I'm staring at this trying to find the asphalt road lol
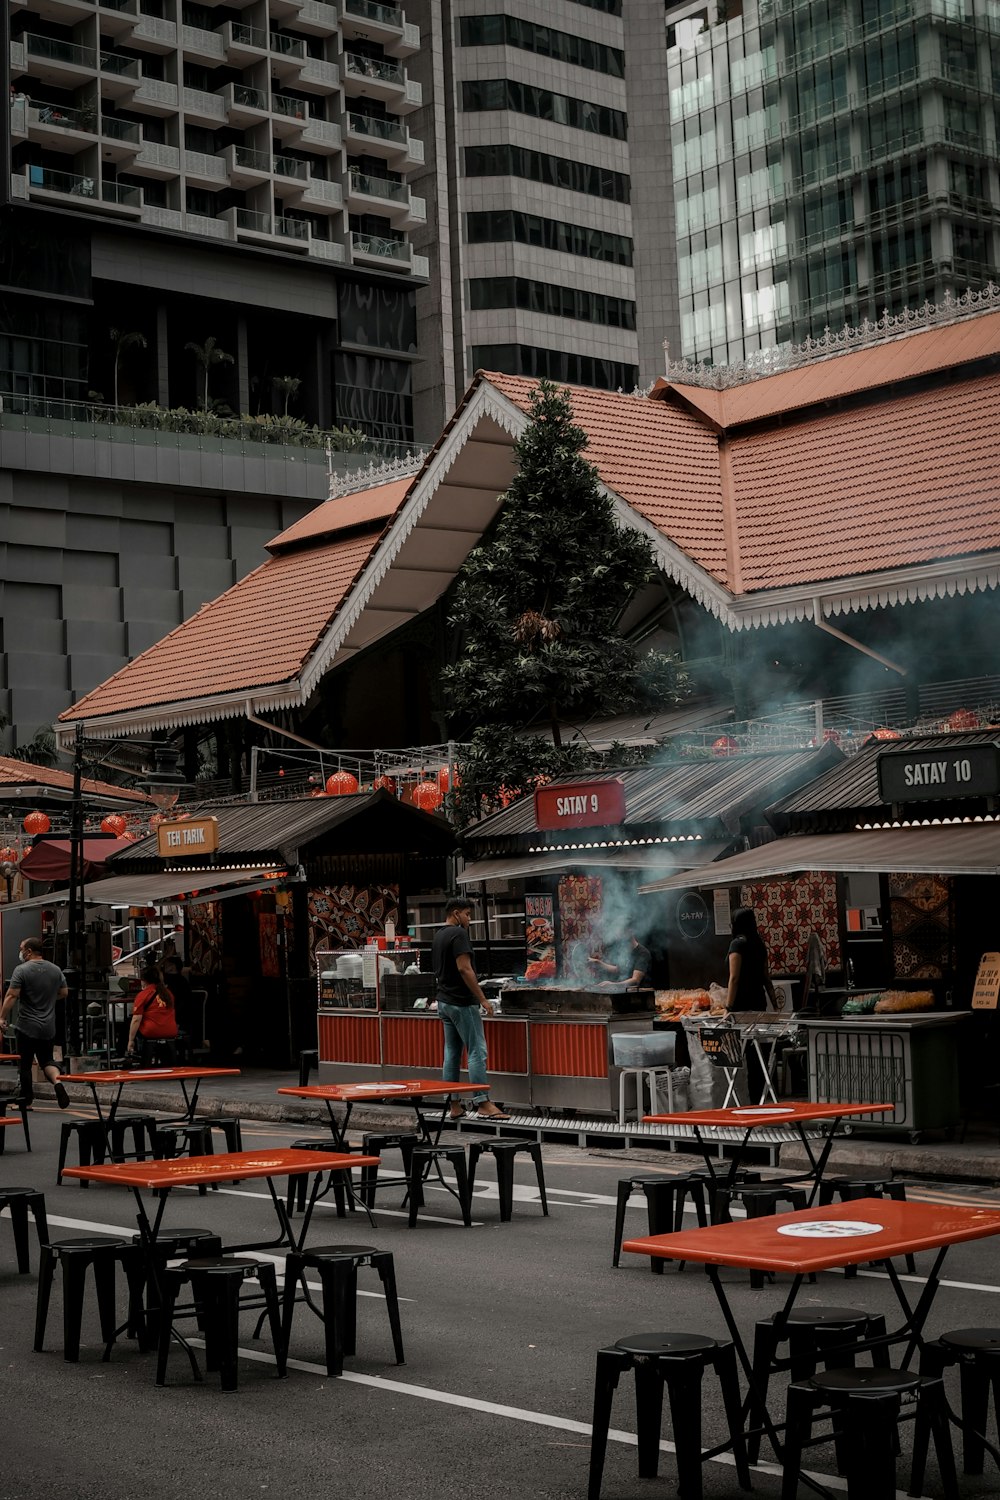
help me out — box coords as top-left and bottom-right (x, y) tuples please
(2, 1104), (1000, 1500)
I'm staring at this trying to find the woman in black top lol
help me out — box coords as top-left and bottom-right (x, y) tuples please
(726, 907), (777, 1013)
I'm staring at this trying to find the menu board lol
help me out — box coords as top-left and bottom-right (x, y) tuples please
(972, 952), (1000, 1010)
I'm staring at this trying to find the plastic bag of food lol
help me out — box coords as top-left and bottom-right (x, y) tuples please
(708, 982), (728, 1014)
(874, 990), (934, 1013)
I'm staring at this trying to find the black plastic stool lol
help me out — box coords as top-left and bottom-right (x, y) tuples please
(298, 1048), (319, 1087)
(34, 1235), (129, 1361)
(0, 1186), (48, 1273)
(714, 1182), (809, 1288)
(156, 1256), (285, 1391)
(56, 1119), (108, 1186)
(748, 1303), (890, 1462)
(467, 1138), (548, 1222)
(589, 1332), (751, 1500)
(0, 1095), (31, 1151)
(918, 1327), (1000, 1475)
(612, 1173), (710, 1274)
(407, 1144), (472, 1227)
(359, 1131), (421, 1208)
(281, 1243), (405, 1376)
(128, 1227), (224, 1344)
(781, 1366), (958, 1500)
(818, 1176), (917, 1275)
(284, 1138), (366, 1220)
(109, 1113), (156, 1163)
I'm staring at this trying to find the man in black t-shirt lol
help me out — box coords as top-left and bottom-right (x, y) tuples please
(588, 929), (651, 989)
(432, 897), (509, 1121)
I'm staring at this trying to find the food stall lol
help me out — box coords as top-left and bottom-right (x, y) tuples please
(639, 730), (1000, 1135)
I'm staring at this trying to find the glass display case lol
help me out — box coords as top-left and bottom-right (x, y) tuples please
(316, 944), (427, 1013)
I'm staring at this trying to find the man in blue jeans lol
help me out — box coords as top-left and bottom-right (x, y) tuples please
(433, 897), (509, 1121)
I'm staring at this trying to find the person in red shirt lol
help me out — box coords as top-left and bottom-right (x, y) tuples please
(126, 964), (179, 1065)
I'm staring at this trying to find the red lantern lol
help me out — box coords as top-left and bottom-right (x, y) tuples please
(412, 780), (443, 812)
(373, 774), (397, 794)
(712, 736), (739, 757)
(872, 727), (901, 741)
(101, 813), (127, 837)
(947, 709), (979, 731)
(149, 813), (165, 829)
(23, 811), (50, 836)
(325, 771), (359, 796)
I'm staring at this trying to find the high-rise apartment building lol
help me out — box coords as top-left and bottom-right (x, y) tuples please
(4, 0), (428, 438)
(659, 0), (1000, 365)
(407, 0), (643, 437)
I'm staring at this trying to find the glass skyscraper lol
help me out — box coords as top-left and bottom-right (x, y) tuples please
(666, 0), (1000, 364)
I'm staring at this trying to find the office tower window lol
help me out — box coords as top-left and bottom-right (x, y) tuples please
(470, 344), (638, 390)
(333, 352), (412, 442)
(462, 81), (627, 140)
(338, 281), (417, 353)
(467, 210), (633, 265)
(459, 16), (625, 77)
(571, 0), (622, 12)
(464, 144), (630, 203)
(468, 277), (636, 330)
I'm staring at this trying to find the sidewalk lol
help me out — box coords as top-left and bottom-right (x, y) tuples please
(15, 1068), (1000, 1185)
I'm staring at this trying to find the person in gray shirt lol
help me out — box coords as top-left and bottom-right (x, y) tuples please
(0, 937), (70, 1107)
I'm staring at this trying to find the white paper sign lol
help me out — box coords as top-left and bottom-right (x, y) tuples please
(714, 889), (732, 935)
(362, 946), (379, 989)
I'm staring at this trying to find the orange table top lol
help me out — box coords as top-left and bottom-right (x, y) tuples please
(622, 1196), (1000, 1275)
(60, 1066), (241, 1086)
(643, 1101), (896, 1129)
(0, 1117), (22, 1127)
(278, 1079), (484, 1102)
(61, 1147), (377, 1190)
(0, 1053), (18, 1062)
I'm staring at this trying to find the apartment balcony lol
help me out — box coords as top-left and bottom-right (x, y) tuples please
(271, 90), (310, 137)
(181, 24), (225, 63)
(269, 29), (307, 79)
(343, 51), (420, 111)
(131, 76), (178, 113)
(28, 0), (97, 25)
(349, 228), (413, 272)
(298, 56), (339, 93)
(341, 0), (419, 59)
(97, 0), (137, 37)
(299, 175), (342, 213)
(9, 97), (27, 139)
(272, 149), (308, 183)
(19, 165), (142, 216)
(295, 0), (338, 35)
(221, 81), (268, 125)
(22, 100), (96, 153)
(224, 142), (273, 187)
(99, 50), (141, 98)
(344, 108), (420, 165)
(15, 33), (97, 87)
(299, 114), (341, 153)
(100, 111), (142, 161)
(183, 85), (227, 125)
(307, 236), (345, 262)
(131, 13), (177, 51)
(183, 148), (227, 187)
(279, 158), (342, 213)
(140, 202), (183, 229)
(346, 167), (421, 225)
(220, 205), (311, 250)
(131, 138), (181, 177)
(221, 19), (268, 65)
(268, 0), (304, 19)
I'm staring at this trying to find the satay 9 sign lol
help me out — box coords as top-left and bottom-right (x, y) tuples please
(534, 778), (626, 831)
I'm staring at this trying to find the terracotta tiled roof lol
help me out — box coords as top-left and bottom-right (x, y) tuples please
(268, 478), (410, 553)
(483, 373), (732, 586)
(0, 757), (151, 802)
(661, 308), (1000, 429)
(728, 371), (1000, 591)
(61, 528), (382, 723)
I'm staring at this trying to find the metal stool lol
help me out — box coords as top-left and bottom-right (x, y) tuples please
(156, 1256), (285, 1391)
(34, 1235), (129, 1362)
(56, 1119), (108, 1187)
(468, 1138), (548, 1222)
(818, 1176), (916, 1275)
(407, 1144), (472, 1227)
(128, 1227), (224, 1344)
(782, 1366), (958, 1500)
(281, 1243), (404, 1376)
(298, 1048), (319, 1087)
(0, 1186), (48, 1273)
(918, 1327), (1000, 1475)
(617, 1065), (674, 1126)
(284, 1138), (370, 1224)
(359, 1131), (421, 1208)
(713, 1181), (810, 1288)
(0, 1095), (31, 1151)
(109, 1113), (156, 1163)
(612, 1172), (710, 1273)
(748, 1304), (890, 1462)
(589, 1332), (751, 1500)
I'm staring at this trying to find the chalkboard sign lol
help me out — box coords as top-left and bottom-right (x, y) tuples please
(972, 952), (1000, 1010)
(877, 743), (1000, 803)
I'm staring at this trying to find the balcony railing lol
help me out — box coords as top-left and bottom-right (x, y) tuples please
(276, 215), (308, 240)
(351, 229), (406, 259)
(344, 52), (402, 84)
(345, 0), (401, 22)
(273, 91), (309, 119)
(233, 144), (271, 171)
(229, 21), (267, 47)
(30, 101), (96, 130)
(102, 113), (140, 141)
(347, 110), (405, 144)
(274, 152), (308, 179)
(235, 207), (309, 239)
(100, 52), (140, 78)
(25, 32), (96, 67)
(103, 179), (141, 205)
(231, 82), (268, 109)
(27, 165), (97, 196)
(349, 168), (407, 203)
(270, 30), (305, 57)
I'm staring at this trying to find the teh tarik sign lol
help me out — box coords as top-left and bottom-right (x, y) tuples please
(157, 815), (219, 858)
(534, 778), (626, 832)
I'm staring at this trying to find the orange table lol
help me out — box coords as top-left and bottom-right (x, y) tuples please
(62, 1146), (379, 1252)
(60, 1065), (241, 1137)
(277, 1079), (486, 1150)
(643, 1100), (895, 1200)
(623, 1197), (1000, 1471)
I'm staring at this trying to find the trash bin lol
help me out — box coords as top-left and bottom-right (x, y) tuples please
(800, 1012), (969, 1140)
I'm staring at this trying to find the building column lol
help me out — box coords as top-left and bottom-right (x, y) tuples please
(236, 315), (249, 416)
(156, 303), (170, 406)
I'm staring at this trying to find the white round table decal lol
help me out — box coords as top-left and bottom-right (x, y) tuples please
(731, 1106), (795, 1116)
(777, 1220), (884, 1238)
(353, 1083), (407, 1091)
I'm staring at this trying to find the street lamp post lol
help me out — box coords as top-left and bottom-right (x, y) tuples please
(64, 722), (87, 1061)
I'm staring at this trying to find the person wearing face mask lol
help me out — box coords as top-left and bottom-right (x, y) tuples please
(0, 937), (70, 1107)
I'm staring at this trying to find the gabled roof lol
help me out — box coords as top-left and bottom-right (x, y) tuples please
(55, 303), (1000, 743)
(0, 756), (152, 806)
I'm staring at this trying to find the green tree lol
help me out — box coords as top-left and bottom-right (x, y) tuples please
(110, 327), (147, 407)
(185, 336), (234, 411)
(272, 373), (301, 415)
(441, 380), (688, 817)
